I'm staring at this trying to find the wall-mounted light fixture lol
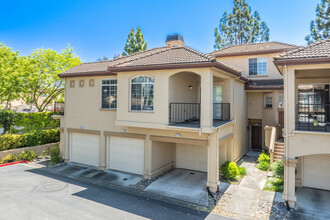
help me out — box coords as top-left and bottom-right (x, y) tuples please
(189, 85), (193, 90)
(80, 125), (84, 129)
(121, 129), (126, 133)
(176, 133), (181, 137)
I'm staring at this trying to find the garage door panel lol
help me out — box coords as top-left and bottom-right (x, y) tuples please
(304, 155), (330, 190)
(108, 137), (144, 175)
(176, 144), (207, 172)
(71, 133), (99, 167)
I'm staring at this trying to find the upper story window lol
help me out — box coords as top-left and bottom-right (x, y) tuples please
(249, 58), (267, 76)
(131, 76), (154, 111)
(264, 96), (273, 108)
(101, 79), (117, 109)
(279, 96), (284, 108)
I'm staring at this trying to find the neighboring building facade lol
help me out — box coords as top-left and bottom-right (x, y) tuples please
(57, 35), (250, 192)
(274, 39), (330, 208)
(210, 42), (298, 150)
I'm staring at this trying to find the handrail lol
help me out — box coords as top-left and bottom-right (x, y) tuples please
(265, 126), (276, 165)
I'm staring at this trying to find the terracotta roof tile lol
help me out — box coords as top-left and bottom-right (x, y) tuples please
(209, 42), (299, 57)
(275, 39), (330, 60)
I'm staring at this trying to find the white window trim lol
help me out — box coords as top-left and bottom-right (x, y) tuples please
(264, 96), (273, 108)
(129, 76), (154, 112)
(249, 57), (268, 76)
(101, 79), (117, 109)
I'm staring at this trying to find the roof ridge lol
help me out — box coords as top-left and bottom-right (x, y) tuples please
(111, 47), (171, 67)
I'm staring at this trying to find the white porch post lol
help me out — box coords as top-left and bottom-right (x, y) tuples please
(201, 70), (213, 132)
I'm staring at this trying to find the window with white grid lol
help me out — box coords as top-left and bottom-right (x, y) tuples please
(101, 79), (117, 109)
(264, 96), (273, 108)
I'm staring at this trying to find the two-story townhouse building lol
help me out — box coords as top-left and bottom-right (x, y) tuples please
(274, 39), (330, 208)
(56, 34), (249, 192)
(209, 42), (298, 150)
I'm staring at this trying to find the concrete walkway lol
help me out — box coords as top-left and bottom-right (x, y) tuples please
(213, 152), (285, 219)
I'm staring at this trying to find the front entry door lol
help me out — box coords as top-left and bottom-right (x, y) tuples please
(278, 110), (284, 139)
(251, 126), (262, 150)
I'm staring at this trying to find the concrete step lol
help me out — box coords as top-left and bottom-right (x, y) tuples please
(275, 142), (285, 146)
(274, 145), (284, 149)
(275, 148), (284, 152)
(274, 155), (283, 160)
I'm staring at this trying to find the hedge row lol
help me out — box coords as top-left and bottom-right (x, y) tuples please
(0, 129), (60, 151)
(0, 110), (59, 134)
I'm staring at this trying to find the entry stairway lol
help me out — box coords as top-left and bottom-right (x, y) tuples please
(274, 139), (284, 160)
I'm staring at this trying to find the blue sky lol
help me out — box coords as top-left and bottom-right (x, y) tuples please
(0, 0), (318, 62)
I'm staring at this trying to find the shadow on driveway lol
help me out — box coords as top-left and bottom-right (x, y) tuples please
(27, 165), (210, 220)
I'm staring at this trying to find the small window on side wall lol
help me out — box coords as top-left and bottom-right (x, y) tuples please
(101, 79), (117, 109)
(264, 96), (273, 108)
(130, 76), (154, 111)
(249, 57), (267, 76)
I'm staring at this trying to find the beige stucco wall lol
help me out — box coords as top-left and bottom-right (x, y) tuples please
(216, 52), (283, 79)
(151, 141), (174, 175)
(282, 63), (330, 207)
(169, 72), (199, 103)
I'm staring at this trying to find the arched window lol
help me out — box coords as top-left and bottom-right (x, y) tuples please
(131, 76), (154, 111)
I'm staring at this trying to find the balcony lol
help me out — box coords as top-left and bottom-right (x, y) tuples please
(169, 103), (230, 128)
(54, 101), (65, 116)
(296, 103), (330, 132)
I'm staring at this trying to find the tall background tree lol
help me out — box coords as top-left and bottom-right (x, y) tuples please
(214, 0), (270, 50)
(305, 0), (330, 44)
(122, 27), (147, 56)
(23, 45), (81, 112)
(0, 43), (26, 108)
(96, 57), (110, 62)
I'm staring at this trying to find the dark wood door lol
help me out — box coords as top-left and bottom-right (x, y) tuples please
(251, 126), (262, 150)
(278, 110), (284, 139)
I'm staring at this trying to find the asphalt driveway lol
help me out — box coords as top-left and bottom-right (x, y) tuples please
(0, 163), (228, 220)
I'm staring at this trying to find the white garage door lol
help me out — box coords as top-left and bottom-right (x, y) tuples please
(71, 133), (99, 167)
(176, 144), (207, 172)
(303, 155), (330, 190)
(108, 137), (144, 175)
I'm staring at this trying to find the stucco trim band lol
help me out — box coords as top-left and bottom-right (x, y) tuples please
(282, 157), (298, 167)
(150, 135), (208, 146)
(67, 128), (101, 135)
(59, 127), (64, 133)
(103, 131), (146, 139)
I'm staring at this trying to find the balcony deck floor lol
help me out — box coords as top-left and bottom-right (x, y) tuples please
(169, 119), (231, 129)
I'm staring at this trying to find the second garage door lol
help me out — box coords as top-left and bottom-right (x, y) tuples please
(108, 137), (144, 175)
(303, 154), (330, 190)
(71, 133), (99, 167)
(176, 144), (207, 172)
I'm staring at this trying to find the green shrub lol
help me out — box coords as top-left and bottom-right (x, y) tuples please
(258, 152), (270, 164)
(50, 145), (62, 164)
(13, 112), (59, 133)
(238, 166), (247, 176)
(0, 134), (23, 151)
(264, 177), (284, 192)
(220, 161), (239, 180)
(0, 110), (17, 134)
(258, 161), (270, 171)
(18, 150), (36, 161)
(0, 153), (18, 164)
(0, 129), (59, 151)
(272, 160), (284, 179)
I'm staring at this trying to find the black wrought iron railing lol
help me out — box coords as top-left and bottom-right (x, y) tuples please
(213, 103), (230, 121)
(296, 103), (330, 132)
(169, 103), (200, 124)
(169, 103), (231, 125)
(54, 101), (65, 116)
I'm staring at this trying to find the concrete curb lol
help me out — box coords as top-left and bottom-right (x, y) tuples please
(38, 165), (210, 212)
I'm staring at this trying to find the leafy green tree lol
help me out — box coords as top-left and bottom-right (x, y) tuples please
(305, 0), (330, 44)
(214, 0), (270, 50)
(122, 28), (147, 56)
(23, 45), (81, 112)
(0, 44), (26, 108)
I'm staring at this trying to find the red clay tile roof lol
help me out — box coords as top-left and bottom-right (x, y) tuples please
(275, 39), (330, 60)
(209, 42), (299, 57)
(59, 46), (247, 81)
